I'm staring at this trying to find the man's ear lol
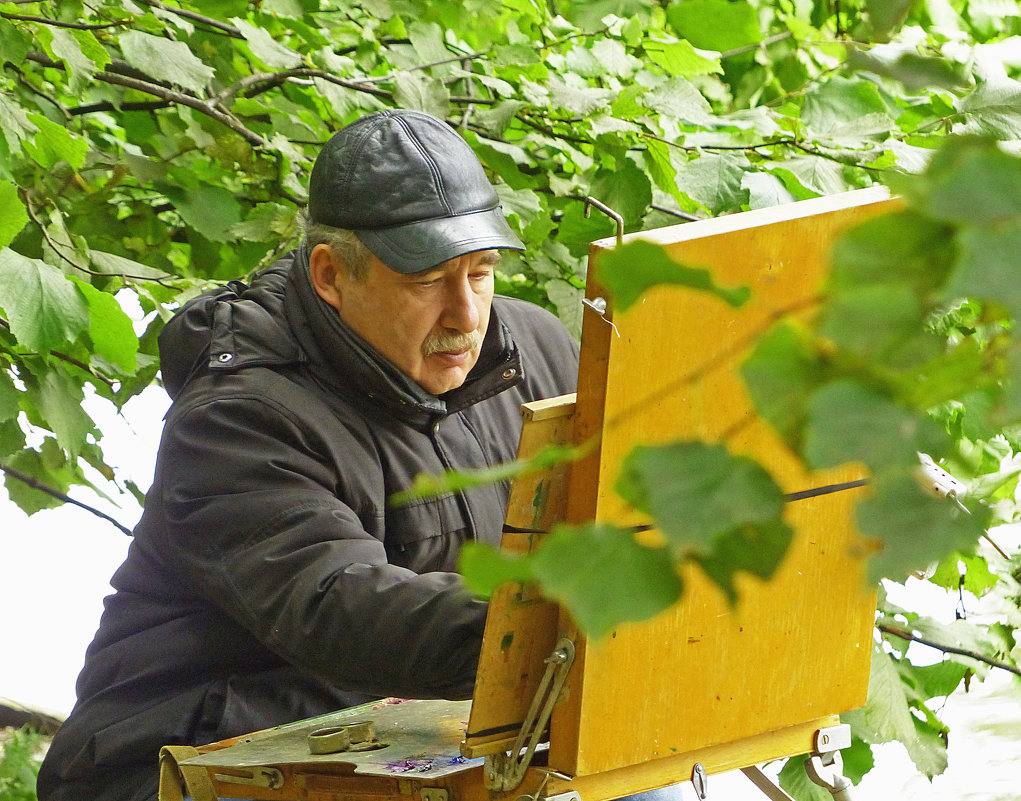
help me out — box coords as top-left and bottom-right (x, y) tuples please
(309, 243), (345, 311)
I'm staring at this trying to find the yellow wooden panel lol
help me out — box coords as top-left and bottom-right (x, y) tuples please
(552, 188), (893, 776)
(462, 396), (575, 757)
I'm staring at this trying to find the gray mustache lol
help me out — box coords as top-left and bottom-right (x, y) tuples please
(422, 329), (484, 357)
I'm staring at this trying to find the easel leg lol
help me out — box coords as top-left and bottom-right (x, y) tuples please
(740, 766), (796, 801)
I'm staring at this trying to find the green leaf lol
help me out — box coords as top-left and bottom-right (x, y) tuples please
(903, 136), (1021, 227)
(801, 76), (896, 141)
(119, 31), (215, 95)
(769, 157), (849, 199)
(645, 40), (722, 78)
(0, 17), (32, 65)
(390, 442), (582, 506)
(828, 210), (956, 297)
(45, 27), (108, 93)
(946, 220), (1021, 322)
(408, 20), (450, 66)
(458, 542), (533, 598)
(615, 440), (788, 555)
(672, 152), (749, 215)
(232, 18), (304, 68)
(741, 322), (825, 449)
(901, 658), (970, 700)
(643, 138), (683, 203)
(695, 519), (794, 604)
(958, 78), (1021, 140)
(3, 439), (72, 515)
(0, 95), (38, 153)
(591, 39), (638, 78)
(0, 368), (19, 421)
(31, 369), (94, 457)
(0, 248), (90, 353)
(166, 185), (243, 243)
(848, 48), (971, 92)
(641, 76), (716, 127)
(0, 418), (27, 458)
(863, 0), (914, 41)
(777, 756), (831, 801)
(23, 113), (89, 170)
(742, 171), (796, 210)
(596, 239), (750, 313)
(847, 645), (918, 746)
(803, 380), (947, 472)
(393, 72), (451, 118)
(547, 74), (614, 116)
(530, 523), (682, 639)
(72, 279), (139, 372)
(0, 182), (28, 249)
(89, 249), (176, 282)
(666, 0), (761, 51)
(818, 283), (937, 368)
(857, 472), (988, 583)
(590, 161), (651, 226)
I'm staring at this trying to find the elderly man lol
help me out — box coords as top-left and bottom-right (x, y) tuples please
(38, 110), (579, 801)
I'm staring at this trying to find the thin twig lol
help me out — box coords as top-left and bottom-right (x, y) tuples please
(0, 462), (134, 537)
(877, 623), (1021, 678)
(22, 195), (176, 286)
(0, 11), (133, 30)
(95, 71), (268, 147)
(138, 0), (243, 38)
(10, 64), (71, 119)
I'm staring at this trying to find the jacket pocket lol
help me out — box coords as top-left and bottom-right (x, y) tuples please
(384, 492), (470, 572)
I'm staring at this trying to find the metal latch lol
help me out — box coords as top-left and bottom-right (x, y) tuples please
(484, 638), (576, 792)
(213, 766), (284, 790)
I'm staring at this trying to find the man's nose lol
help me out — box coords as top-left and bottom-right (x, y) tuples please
(440, 276), (480, 332)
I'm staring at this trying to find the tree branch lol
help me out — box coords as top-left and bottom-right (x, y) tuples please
(215, 67), (393, 105)
(68, 99), (172, 116)
(877, 623), (1021, 678)
(0, 11), (133, 30)
(0, 462), (134, 537)
(138, 0), (243, 38)
(95, 70), (268, 147)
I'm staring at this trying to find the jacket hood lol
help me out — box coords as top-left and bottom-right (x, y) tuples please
(158, 266), (304, 400)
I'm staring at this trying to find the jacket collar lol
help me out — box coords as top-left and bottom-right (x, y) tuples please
(284, 244), (523, 428)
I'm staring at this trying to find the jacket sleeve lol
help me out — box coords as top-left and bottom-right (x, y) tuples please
(151, 379), (487, 701)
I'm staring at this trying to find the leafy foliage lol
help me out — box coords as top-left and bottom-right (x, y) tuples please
(3, 1), (1021, 796)
(0, 727), (46, 801)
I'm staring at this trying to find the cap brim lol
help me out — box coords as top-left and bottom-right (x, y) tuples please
(356, 207), (524, 274)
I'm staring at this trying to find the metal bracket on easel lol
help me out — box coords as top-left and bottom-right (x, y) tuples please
(805, 724), (855, 800)
(584, 196), (624, 247)
(738, 724), (854, 801)
(483, 638), (576, 793)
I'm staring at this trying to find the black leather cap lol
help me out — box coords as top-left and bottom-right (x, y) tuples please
(307, 109), (524, 273)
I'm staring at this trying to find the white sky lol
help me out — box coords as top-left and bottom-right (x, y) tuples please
(1, 386), (169, 716)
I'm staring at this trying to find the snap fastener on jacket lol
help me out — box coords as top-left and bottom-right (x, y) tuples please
(502, 368), (517, 379)
(218, 353), (233, 363)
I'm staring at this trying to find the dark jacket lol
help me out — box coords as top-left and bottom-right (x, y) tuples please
(37, 246), (579, 801)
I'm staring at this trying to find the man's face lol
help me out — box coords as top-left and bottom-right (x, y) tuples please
(325, 248), (498, 395)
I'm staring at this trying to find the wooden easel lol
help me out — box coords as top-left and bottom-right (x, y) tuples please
(162, 187), (895, 801)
